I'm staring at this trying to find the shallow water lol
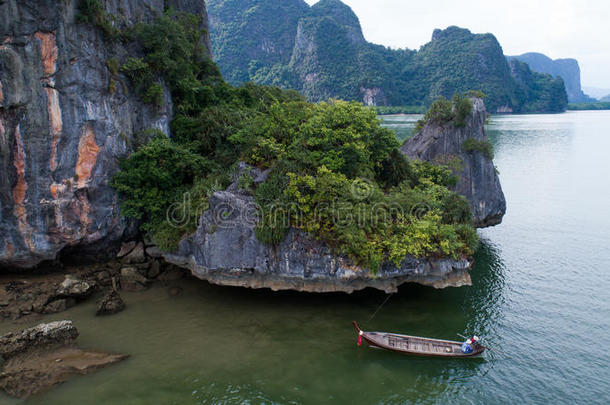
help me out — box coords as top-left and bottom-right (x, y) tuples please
(1, 111), (609, 404)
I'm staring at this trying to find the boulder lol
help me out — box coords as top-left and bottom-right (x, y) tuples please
(55, 275), (93, 298)
(145, 246), (164, 259)
(116, 241), (137, 259)
(147, 260), (162, 279)
(96, 290), (125, 316)
(120, 267), (149, 292)
(121, 242), (146, 264)
(0, 320), (78, 359)
(42, 298), (76, 314)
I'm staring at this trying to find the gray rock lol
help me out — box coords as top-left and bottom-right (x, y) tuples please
(56, 275), (93, 298)
(121, 242), (146, 264)
(120, 267), (149, 292)
(42, 298), (76, 314)
(0, 320), (78, 359)
(147, 260), (161, 278)
(96, 290), (125, 316)
(0, 0), (212, 269)
(145, 246), (164, 259)
(163, 191), (473, 293)
(116, 241), (137, 259)
(401, 98), (506, 227)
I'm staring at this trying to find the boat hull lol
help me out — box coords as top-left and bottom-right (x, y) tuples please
(353, 321), (485, 358)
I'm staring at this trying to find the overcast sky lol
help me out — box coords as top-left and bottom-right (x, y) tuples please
(304, 0), (610, 90)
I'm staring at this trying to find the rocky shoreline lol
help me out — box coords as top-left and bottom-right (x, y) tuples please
(0, 245), (187, 322)
(0, 320), (128, 398)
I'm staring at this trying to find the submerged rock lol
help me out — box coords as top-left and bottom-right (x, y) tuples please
(401, 98), (506, 227)
(0, 321), (127, 398)
(96, 290), (125, 316)
(164, 191), (472, 294)
(120, 267), (149, 292)
(0, 320), (78, 359)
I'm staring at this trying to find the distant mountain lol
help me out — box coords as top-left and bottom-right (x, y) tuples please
(601, 95), (610, 102)
(583, 87), (610, 100)
(508, 53), (594, 103)
(208, 0), (568, 113)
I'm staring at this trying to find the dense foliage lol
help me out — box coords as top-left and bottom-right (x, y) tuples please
(567, 102), (610, 111)
(207, 0), (568, 113)
(414, 94), (473, 131)
(105, 10), (478, 271)
(508, 60), (568, 113)
(462, 138), (494, 160)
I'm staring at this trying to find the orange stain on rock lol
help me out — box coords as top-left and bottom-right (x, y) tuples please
(33, 31), (63, 171)
(50, 182), (66, 199)
(12, 126), (27, 205)
(12, 126), (35, 251)
(76, 124), (100, 189)
(46, 87), (62, 171)
(34, 32), (57, 76)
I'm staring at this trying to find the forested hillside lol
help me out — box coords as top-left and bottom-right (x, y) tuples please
(207, 0), (568, 113)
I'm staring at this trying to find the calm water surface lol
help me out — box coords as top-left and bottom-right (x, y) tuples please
(1, 111), (609, 404)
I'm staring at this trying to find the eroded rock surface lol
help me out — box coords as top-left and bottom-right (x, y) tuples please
(0, 0), (212, 269)
(164, 191), (473, 294)
(0, 321), (128, 398)
(401, 98), (506, 227)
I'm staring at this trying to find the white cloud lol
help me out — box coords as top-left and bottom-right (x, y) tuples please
(304, 0), (610, 88)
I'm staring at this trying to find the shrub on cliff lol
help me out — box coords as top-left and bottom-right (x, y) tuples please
(415, 94), (473, 131)
(110, 10), (478, 271)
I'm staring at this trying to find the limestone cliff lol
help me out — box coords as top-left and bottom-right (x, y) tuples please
(401, 98), (506, 227)
(164, 188), (473, 294)
(508, 52), (594, 103)
(0, 0), (211, 269)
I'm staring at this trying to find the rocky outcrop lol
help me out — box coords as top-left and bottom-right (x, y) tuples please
(163, 189), (473, 294)
(401, 98), (506, 227)
(96, 289), (125, 315)
(0, 0), (212, 269)
(0, 321), (128, 398)
(508, 52), (595, 103)
(0, 320), (78, 359)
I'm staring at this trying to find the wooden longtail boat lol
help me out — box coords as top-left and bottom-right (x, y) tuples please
(352, 321), (485, 358)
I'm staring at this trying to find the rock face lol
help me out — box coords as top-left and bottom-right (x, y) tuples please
(401, 98), (506, 227)
(0, 0), (212, 269)
(164, 191), (473, 294)
(508, 52), (595, 103)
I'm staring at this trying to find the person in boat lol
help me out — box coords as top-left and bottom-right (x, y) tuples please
(471, 336), (481, 349)
(461, 336), (481, 354)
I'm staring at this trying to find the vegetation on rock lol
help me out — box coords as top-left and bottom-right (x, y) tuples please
(207, 1), (568, 113)
(106, 10), (478, 271)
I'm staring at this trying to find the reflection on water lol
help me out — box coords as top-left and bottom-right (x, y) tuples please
(0, 112), (609, 404)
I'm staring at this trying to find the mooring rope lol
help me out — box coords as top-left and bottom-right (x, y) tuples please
(367, 293), (393, 323)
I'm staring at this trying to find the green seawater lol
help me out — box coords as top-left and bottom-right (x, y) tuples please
(1, 111), (609, 404)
